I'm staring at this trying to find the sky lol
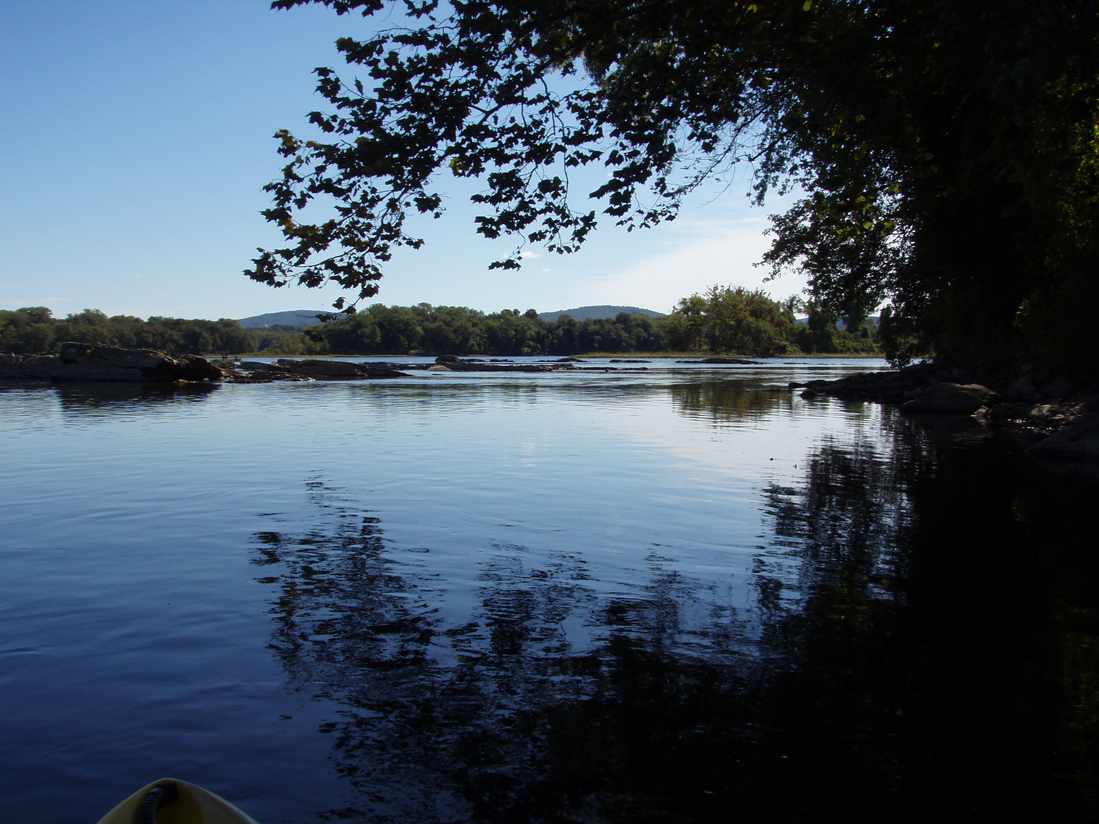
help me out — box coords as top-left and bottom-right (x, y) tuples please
(0, 0), (808, 320)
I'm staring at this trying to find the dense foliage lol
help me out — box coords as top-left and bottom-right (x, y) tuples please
(251, 1), (1099, 379)
(1, 293), (878, 358)
(0, 308), (259, 356)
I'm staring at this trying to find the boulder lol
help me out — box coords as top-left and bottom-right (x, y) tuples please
(901, 383), (998, 414)
(1029, 413), (1099, 462)
(791, 365), (935, 403)
(239, 360), (283, 371)
(1028, 403), (1066, 424)
(361, 364), (408, 378)
(0, 345), (224, 383)
(986, 401), (1033, 422)
(58, 341), (90, 364)
(69, 344), (170, 371)
(258, 359), (409, 380)
(0, 354), (52, 379)
(170, 355), (226, 382)
(275, 359), (365, 378)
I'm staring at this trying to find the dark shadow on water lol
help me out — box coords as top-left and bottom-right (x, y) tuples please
(758, 412), (1099, 819)
(250, 412), (1099, 821)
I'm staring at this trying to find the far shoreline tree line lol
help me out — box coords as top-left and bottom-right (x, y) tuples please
(1, 287), (881, 359)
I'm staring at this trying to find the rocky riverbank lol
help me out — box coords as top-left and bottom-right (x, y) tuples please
(791, 364), (1099, 465)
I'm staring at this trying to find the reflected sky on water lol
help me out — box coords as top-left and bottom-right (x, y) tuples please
(0, 361), (1096, 822)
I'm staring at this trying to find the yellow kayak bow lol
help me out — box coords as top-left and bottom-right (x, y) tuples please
(96, 778), (259, 824)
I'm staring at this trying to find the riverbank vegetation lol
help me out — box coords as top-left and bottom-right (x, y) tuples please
(1, 288), (880, 357)
(252, 1), (1099, 388)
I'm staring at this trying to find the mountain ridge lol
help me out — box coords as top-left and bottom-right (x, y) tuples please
(237, 309), (334, 329)
(536, 305), (665, 322)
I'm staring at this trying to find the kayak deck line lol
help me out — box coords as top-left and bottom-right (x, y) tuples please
(96, 778), (259, 824)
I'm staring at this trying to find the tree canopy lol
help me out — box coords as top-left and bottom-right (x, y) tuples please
(2, 294), (877, 358)
(249, 0), (1099, 376)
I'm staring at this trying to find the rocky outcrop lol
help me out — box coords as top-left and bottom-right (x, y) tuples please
(0, 344), (223, 383)
(0, 355), (60, 380)
(677, 357), (756, 365)
(221, 354), (577, 380)
(1028, 410), (1099, 463)
(793, 364), (935, 402)
(228, 359), (410, 381)
(900, 382), (998, 414)
(276, 359), (378, 378)
(792, 362), (1098, 466)
(430, 356), (556, 373)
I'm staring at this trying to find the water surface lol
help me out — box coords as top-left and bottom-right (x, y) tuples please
(1, 360), (1095, 822)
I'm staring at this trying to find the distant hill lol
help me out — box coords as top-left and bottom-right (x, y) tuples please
(537, 305), (666, 322)
(237, 309), (333, 329)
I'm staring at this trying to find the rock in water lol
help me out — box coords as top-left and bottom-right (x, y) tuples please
(1029, 412), (1099, 462)
(271, 359), (409, 379)
(901, 383), (998, 414)
(677, 356), (756, 365)
(0, 343), (224, 383)
(274, 359), (366, 378)
(167, 355), (225, 382)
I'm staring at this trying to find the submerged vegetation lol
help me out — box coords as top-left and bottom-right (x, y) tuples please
(0, 289), (879, 357)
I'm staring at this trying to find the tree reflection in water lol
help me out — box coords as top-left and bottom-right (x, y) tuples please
(251, 406), (1098, 821)
(252, 479), (759, 822)
(669, 380), (795, 423)
(55, 381), (219, 415)
(759, 409), (1099, 820)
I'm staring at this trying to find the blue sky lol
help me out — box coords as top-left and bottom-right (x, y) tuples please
(0, 0), (807, 320)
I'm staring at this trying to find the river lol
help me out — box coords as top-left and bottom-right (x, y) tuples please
(1, 358), (1095, 822)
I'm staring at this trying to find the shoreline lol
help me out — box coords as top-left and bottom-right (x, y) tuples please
(208, 350), (886, 360)
(791, 364), (1098, 469)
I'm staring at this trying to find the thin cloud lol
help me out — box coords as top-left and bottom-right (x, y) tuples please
(581, 218), (806, 313)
